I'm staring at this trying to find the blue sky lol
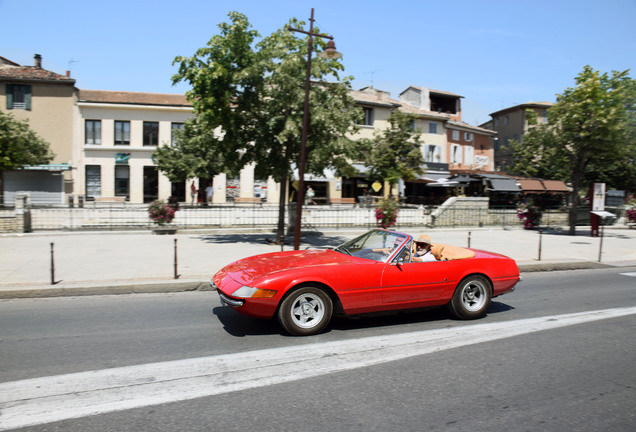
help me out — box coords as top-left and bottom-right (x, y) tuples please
(2, 0), (635, 125)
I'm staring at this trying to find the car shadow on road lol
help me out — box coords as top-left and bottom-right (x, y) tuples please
(213, 306), (281, 337)
(212, 301), (515, 337)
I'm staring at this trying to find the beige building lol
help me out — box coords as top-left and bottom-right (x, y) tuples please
(483, 101), (553, 171)
(2, 53), (500, 206)
(1, 54), (77, 203)
(76, 90), (194, 203)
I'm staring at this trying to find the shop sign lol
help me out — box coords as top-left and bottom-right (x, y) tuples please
(115, 153), (131, 164)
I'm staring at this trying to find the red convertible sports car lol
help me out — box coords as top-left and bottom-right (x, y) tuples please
(212, 229), (520, 336)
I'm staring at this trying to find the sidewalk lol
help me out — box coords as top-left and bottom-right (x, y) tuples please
(1, 226), (635, 299)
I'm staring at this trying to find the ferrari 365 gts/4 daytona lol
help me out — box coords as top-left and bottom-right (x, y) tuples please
(212, 229), (520, 336)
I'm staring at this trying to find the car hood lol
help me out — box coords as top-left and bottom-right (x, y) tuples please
(224, 249), (354, 286)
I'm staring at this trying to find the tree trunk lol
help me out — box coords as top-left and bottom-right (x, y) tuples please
(568, 186), (579, 236)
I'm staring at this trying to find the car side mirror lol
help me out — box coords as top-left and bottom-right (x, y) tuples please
(391, 258), (404, 267)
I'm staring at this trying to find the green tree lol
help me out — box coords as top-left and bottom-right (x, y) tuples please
(158, 12), (362, 241)
(248, 18), (361, 240)
(0, 111), (55, 203)
(364, 111), (424, 192)
(154, 11), (263, 183)
(511, 66), (636, 235)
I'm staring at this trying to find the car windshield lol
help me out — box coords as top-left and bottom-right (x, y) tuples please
(334, 230), (409, 263)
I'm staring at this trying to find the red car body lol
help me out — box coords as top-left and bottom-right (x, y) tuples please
(212, 229), (519, 335)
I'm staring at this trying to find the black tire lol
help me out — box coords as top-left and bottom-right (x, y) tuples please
(447, 275), (492, 320)
(278, 286), (333, 336)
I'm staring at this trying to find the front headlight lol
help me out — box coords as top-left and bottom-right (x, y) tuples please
(232, 285), (277, 299)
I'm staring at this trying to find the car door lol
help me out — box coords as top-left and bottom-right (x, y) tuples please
(381, 260), (450, 304)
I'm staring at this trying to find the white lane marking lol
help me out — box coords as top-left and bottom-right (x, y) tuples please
(620, 272), (636, 277)
(1, 306), (635, 431)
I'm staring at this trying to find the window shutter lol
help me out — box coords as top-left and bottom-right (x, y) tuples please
(6, 84), (13, 109)
(25, 86), (32, 110)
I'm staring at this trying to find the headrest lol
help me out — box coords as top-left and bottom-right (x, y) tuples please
(431, 244), (445, 261)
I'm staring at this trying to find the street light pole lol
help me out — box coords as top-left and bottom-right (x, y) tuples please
(288, 8), (341, 250)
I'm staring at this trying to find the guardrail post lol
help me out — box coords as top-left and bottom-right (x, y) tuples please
(50, 242), (55, 285)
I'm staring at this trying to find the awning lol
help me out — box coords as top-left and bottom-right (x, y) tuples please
(415, 172), (451, 183)
(20, 163), (71, 171)
(291, 166), (336, 182)
(542, 180), (569, 193)
(426, 178), (459, 187)
(487, 178), (521, 192)
(518, 179), (546, 193)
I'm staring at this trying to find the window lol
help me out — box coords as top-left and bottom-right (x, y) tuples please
(114, 121), (130, 145)
(464, 132), (473, 141)
(171, 122), (184, 146)
(451, 144), (463, 164)
(452, 130), (459, 141)
(143, 121), (159, 146)
(465, 146), (474, 165)
(114, 165), (130, 198)
(5, 84), (31, 110)
(85, 165), (101, 198)
(429, 122), (438, 134)
(504, 115), (509, 126)
(425, 145), (439, 163)
(358, 107), (374, 126)
(85, 120), (101, 145)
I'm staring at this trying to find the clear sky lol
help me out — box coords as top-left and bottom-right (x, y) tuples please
(2, 0), (635, 125)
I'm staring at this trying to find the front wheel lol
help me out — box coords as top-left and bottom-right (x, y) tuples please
(447, 275), (492, 320)
(278, 286), (333, 336)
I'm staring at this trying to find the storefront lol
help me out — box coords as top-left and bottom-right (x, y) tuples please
(2, 164), (71, 205)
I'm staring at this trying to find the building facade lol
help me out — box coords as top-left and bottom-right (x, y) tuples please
(2, 53), (504, 206)
(1, 54), (77, 204)
(483, 101), (553, 171)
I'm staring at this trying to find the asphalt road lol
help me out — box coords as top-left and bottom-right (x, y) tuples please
(1, 267), (635, 431)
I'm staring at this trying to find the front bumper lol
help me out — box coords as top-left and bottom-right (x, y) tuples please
(218, 291), (245, 308)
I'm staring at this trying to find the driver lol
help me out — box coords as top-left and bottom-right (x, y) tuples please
(412, 234), (437, 262)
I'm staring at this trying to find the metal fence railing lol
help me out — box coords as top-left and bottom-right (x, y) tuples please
(1, 203), (572, 233)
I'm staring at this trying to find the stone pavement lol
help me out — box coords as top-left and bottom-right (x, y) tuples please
(1, 226), (635, 299)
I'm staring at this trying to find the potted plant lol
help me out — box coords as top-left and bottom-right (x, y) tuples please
(148, 199), (178, 234)
(517, 203), (542, 230)
(375, 197), (398, 229)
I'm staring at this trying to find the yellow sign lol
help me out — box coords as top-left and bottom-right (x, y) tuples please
(371, 181), (382, 193)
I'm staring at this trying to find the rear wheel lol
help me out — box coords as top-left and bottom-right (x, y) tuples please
(447, 275), (491, 319)
(278, 286), (333, 336)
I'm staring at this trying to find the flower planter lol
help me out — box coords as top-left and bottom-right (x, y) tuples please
(152, 227), (177, 235)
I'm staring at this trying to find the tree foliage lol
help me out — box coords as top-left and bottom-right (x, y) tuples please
(154, 11), (263, 181)
(157, 11), (362, 240)
(157, 11), (361, 184)
(364, 111), (424, 187)
(0, 110), (54, 172)
(511, 66), (636, 234)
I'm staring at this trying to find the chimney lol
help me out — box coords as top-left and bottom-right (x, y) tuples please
(34, 54), (42, 69)
(66, 70), (70, 77)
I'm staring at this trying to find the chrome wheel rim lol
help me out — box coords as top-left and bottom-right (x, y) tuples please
(290, 293), (325, 329)
(461, 280), (487, 312)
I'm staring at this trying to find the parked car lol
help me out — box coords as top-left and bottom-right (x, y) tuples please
(212, 229), (520, 336)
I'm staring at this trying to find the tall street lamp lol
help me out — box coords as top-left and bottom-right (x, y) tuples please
(288, 8), (342, 250)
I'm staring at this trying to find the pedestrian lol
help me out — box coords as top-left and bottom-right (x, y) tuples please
(190, 182), (197, 206)
(205, 183), (213, 204)
(306, 186), (315, 205)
